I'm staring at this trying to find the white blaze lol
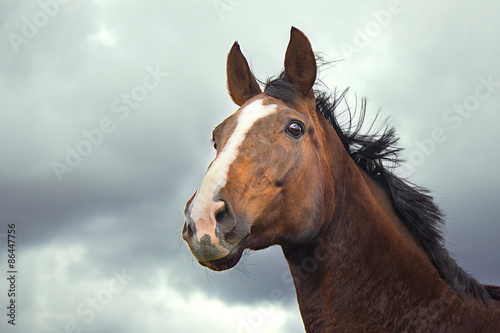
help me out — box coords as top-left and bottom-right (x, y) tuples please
(190, 99), (277, 223)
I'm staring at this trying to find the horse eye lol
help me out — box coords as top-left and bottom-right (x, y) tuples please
(212, 139), (217, 150)
(286, 121), (304, 138)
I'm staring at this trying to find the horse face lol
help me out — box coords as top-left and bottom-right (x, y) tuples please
(182, 28), (331, 270)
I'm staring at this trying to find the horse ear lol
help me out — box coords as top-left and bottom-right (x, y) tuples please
(226, 42), (262, 106)
(284, 27), (317, 97)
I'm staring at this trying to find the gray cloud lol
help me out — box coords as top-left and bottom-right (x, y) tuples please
(0, 1), (499, 332)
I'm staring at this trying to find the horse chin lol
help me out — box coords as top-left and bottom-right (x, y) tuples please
(199, 246), (244, 271)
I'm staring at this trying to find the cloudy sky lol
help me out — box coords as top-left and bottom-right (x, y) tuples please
(1, 1), (499, 332)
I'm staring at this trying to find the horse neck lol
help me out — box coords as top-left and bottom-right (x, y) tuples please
(282, 154), (497, 332)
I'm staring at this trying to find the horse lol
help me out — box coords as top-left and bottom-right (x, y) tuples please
(182, 27), (500, 332)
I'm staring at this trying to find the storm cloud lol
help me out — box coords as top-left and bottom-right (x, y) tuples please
(0, 1), (499, 332)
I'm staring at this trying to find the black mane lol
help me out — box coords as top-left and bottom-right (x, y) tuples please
(264, 72), (492, 304)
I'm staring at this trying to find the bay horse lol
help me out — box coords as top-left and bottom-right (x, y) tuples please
(182, 27), (500, 332)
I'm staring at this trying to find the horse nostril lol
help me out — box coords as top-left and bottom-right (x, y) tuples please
(182, 222), (188, 241)
(215, 202), (227, 224)
(214, 200), (237, 236)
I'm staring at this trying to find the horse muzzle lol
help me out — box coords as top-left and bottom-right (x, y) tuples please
(182, 192), (246, 270)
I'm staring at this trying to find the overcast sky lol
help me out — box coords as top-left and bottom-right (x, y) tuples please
(1, 1), (499, 332)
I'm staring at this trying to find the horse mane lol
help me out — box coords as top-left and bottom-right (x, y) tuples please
(264, 71), (493, 304)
